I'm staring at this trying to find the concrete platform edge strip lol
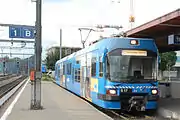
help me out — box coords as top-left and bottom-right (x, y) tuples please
(0, 78), (29, 120)
(53, 80), (113, 120)
(0, 77), (28, 107)
(158, 107), (180, 120)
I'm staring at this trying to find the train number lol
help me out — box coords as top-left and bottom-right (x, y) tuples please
(120, 88), (132, 93)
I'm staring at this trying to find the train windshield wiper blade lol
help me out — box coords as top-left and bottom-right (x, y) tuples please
(146, 80), (156, 86)
(132, 79), (157, 86)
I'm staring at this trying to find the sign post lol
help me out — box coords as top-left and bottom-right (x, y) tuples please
(31, 0), (42, 109)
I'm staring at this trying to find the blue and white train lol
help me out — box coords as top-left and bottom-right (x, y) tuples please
(55, 37), (159, 112)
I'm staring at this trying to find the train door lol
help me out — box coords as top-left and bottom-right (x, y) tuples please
(62, 63), (66, 88)
(86, 53), (91, 100)
(81, 66), (86, 98)
(80, 55), (86, 97)
(65, 63), (67, 88)
(71, 63), (74, 85)
(98, 56), (104, 85)
(80, 53), (91, 100)
(60, 63), (62, 85)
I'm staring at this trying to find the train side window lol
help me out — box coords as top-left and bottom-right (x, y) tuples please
(63, 64), (65, 75)
(91, 57), (96, 77)
(78, 68), (80, 81)
(76, 60), (80, 64)
(99, 62), (103, 77)
(55, 65), (57, 76)
(60, 63), (63, 76)
(75, 69), (77, 82)
(75, 68), (80, 82)
(66, 63), (71, 75)
(58, 65), (60, 77)
(66, 64), (69, 74)
(69, 63), (71, 75)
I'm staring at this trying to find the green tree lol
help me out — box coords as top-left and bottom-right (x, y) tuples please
(8, 57), (21, 62)
(159, 51), (177, 71)
(45, 47), (65, 70)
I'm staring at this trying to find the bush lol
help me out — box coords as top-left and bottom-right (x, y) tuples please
(42, 73), (54, 81)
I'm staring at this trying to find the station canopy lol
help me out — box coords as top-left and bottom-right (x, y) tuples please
(126, 9), (180, 53)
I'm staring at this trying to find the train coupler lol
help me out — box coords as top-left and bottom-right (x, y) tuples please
(128, 96), (146, 111)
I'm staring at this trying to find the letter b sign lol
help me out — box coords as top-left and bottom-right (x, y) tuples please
(23, 28), (35, 39)
(25, 30), (31, 37)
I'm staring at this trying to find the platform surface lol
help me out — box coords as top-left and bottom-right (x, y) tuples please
(158, 98), (180, 119)
(3, 81), (112, 120)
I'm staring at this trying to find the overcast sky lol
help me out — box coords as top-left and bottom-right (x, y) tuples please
(0, 0), (179, 60)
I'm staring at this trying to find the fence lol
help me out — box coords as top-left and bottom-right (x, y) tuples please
(0, 55), (35, 75)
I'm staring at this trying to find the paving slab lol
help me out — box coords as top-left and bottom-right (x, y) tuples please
(158, 98), (180, 119)
(3, 81), (112, 120)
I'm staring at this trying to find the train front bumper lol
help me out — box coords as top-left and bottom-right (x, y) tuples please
(97, 93), (159, 110)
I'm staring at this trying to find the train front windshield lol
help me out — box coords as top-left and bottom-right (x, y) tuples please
(106, 49), (157, 82)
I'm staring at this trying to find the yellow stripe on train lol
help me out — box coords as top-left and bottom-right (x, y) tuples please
(90, 78), (98, 92)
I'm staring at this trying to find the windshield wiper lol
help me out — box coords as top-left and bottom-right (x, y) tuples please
(114, 83), (122, 86)
(146, 80), (156, 86)
(113, 80), (134, 86)
(133, 79), (157, 86)
(112, 78), (157, 86)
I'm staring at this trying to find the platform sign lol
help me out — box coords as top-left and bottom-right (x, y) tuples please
(168, 34), (180, 44)
(174, 35), (180, 44)
(9, 25), (35, 39)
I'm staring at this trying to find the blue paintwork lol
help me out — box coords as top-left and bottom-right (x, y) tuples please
(176, 56), (180, 62)
(9, 25), (35, 39)
(146, 101), (158, 109)
(41, 64), (47, 73)
(55, 37), (159, 111)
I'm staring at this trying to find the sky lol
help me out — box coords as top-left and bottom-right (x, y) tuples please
(0, 0), (179, 60)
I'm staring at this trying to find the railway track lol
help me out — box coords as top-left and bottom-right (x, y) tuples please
(96, 106), (157, 120)
(0, 74), (16, 81)
(108, 110), (157, 120)
(0, 75), (28, 107)
(53, 81), (158, 120)
(0, 74), (10, 77)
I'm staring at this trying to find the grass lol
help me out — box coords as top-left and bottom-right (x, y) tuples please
(42, 74), (54, 81)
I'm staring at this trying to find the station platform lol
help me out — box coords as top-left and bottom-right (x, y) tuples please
(1, 81), (112, 120)
(158, 98), (180, 119)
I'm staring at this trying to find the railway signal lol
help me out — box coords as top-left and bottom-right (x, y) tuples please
(17, 61), (19, 68)
(3, 61), (5, 76)
(3, 61), (5, 68)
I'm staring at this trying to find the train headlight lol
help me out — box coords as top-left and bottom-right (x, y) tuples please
(130, 40), (138, 45)
(151, 89), (158, 95)
(106, 89), (117, 95)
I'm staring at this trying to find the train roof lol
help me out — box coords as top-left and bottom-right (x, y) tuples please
(55, 37), (157, 65)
